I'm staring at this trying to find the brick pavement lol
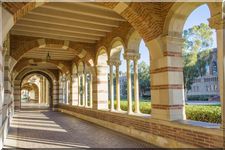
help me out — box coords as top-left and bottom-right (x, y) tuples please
(4, 108), (155, 149)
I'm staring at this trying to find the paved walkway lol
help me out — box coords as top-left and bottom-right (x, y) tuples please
(4, 106), (155, 148)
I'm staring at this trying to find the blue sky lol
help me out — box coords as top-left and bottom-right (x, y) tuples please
(119, 4), (217, 72)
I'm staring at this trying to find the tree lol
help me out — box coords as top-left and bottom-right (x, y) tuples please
(182, 23), (213, 100)
(138, 61), (150, 97)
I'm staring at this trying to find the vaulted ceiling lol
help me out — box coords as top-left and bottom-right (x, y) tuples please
(10, 3), (126, 43)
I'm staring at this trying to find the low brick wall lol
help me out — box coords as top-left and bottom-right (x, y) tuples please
(56, 104), (224, 148)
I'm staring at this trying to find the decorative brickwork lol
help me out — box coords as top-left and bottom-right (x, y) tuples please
(57, 104), (223, 148)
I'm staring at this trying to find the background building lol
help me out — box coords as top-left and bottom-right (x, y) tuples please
(187, 48), (220, 101)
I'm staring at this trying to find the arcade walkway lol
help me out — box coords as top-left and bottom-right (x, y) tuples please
(4, 104), (155, 149)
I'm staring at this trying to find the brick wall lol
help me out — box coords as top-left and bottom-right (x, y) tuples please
(57, 104), (224, 148)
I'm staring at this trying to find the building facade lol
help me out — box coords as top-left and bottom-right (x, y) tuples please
(188, 48), (220, 100)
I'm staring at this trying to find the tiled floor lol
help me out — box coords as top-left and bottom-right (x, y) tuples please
(4, 104), (155, 149)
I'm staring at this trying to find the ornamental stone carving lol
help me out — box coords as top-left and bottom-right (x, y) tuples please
(123, 52), (140, 61)
(107, 60), (121, 67)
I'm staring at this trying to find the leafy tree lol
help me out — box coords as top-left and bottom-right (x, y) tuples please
(138, 61), (150, 97)
(182, 23), (213, 99)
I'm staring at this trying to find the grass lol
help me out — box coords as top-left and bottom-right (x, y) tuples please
(109, 99), (221, 123)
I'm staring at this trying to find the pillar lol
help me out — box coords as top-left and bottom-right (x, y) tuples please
(72, 74), (79, 105)
(115, 63), (121, 111)
(58, 77), (63, 104)
(147, 36), (185, 121)
(92, 65), (108, 110)
(108, 63), (114, 111)
(46, 80), (49, 105)
(124, 54), (132, 114)
(133, 55), (140, 113)
(13, 80), (20, 109)
(84, 73), (88, 107)
(43, 78), (46, 104)
(82, 73), (85, 107)
(78, 74), (81, 106)
(209, 13), (224, 129)
(89, 74), (93, 108)
(52, 80), (59, 108)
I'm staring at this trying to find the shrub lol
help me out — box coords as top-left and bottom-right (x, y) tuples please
(109, 100), (221, 123)
(185, 105), (221, 123)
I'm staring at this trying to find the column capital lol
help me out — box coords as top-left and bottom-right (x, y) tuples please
(123, 52), (140, 61)
(107, 60), (121, 67)
(208, 13), (225, 30)
(71, 73), (77, 78)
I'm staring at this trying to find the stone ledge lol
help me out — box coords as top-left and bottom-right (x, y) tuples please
(56, 108), (196, 148)
(56, 104), (223, 148)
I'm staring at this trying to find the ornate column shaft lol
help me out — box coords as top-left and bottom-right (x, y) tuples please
(108, 63), (114, 111)
(124, 54), (132, 114)
(72, 74), (79, 106)
(78, 74), (81, 106)
(84, 73), (88, 107)
(115, 63), (121, 111)
(82, 73), (85, 107)
(133, 54), (140, 113)
(89, 74), (93, 108)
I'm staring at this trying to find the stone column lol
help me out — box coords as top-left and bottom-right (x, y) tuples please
(82, 73), (85, 107)
(13, 80), (21, 109)
(78, 74), (81, 106)
(84, 73), (88, 107)
(147, 36), (185, 121)
(209, 13), (224, 129)
(133, 55), (140, 113)
(72, 74), (79, 105)
(108, 63), (114, 111)
(115, 63), (121, 111)
(58, 77), (63, 104)
(89, 74), (93, 108)
(43, 78), (46, 104)
(124, 54), (132, 114)
(92, 65), (108, 110)
(52, 80), (59, 108)
(46, 80), (49, 105)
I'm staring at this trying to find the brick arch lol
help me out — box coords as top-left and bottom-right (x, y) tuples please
(11, 38), (92, 62)
(13, 68), (58, 109)
(78, 61), (85, 73)
(109, 37), (125, 61)
(72, 63), (78, 74)
(163, 2), (219, 38)
(12, 58), (70, 76)
(21, 82), (39, 103)
(126, 30), (142, 53)
(95, 46), (108, 66)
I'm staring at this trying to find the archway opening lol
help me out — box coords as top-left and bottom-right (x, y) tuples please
(182, 4), (221, 123)
(20, 73), (52, 110)
(138, 39), (151, 114)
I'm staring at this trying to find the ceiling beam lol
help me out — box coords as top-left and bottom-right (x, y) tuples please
(15, 21), (106, 37)
(42, 3), (125, 22)
(11, 30), (96, 43)
(30, 7), (120, 27)
(12, 26), (101, 40)
(20, 14), (113, 32)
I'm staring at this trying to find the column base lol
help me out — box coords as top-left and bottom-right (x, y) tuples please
(134, 109), (140, 114)
(127, 111), (134, 115)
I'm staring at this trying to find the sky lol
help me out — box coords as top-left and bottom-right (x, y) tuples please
(119, 4), (217, 72)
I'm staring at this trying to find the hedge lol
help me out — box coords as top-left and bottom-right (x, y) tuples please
(109, 101), (221, 124)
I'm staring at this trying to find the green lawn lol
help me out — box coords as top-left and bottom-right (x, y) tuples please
(109, 100), (221, 124)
